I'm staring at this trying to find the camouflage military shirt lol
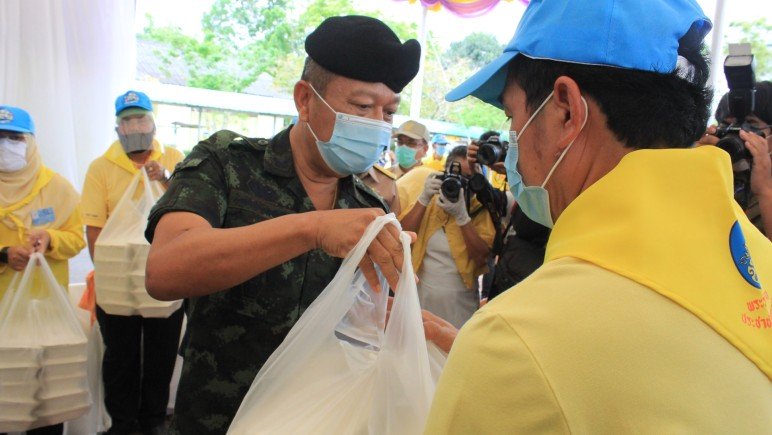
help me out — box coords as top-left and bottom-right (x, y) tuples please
(145, 126), (387, 434)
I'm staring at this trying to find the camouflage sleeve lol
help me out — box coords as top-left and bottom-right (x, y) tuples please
(145, 141), (228, 243)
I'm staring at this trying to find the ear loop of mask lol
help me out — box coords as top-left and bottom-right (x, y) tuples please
(305, 83), (336, 143)
(539, 95), (589, 188)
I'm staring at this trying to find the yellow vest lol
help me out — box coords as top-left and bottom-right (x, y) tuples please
(548, 146), (771, 377)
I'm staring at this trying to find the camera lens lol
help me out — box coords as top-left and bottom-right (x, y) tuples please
(441, 178), (462, 202)
(716, 134), (749, 164)
(477, 144), (500, 166)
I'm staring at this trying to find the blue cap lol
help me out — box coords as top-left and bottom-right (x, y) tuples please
(447, 0), (711, 108)
(114, 90), (153, 115)
(0, 106), (35, 134)
(432, 134), (448, 144)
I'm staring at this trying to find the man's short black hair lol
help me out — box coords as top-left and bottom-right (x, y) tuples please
(478, 130), (500, 142)
(446, 145), (468, 170)
(301, 58), (335, 96)
(505, 45), (712, 149)
(715, 80), (772, 125)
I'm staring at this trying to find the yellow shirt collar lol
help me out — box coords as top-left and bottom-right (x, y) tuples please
(104, 140), (163, 175)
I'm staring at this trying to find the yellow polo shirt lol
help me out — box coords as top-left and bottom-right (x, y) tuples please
(0, 170), (84, 293)
(397, 166), (496, 289)
(422, 154), (446, 172)
(81, 141), (183, 228)
(425, 148), (772, 433)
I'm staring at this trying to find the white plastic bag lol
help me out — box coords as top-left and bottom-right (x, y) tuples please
(63, 284), (111, 435)
(94, 168), (181, 318)
(0, 254), (91, 432)
(228, 214), (446, 435)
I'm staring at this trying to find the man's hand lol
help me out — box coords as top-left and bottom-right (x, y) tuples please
(418, 172), (442, 206)
(422, 307), (458, 354)
(740, 130), (772, 198)
(700, 125), (720, 146)
(314, 208), (415, 293)
(27, 229), (51, 253)
(7, 246), (32, 271)
(386, 298), (458, 354)
(144, 160), (168, 182)
(437, 189), (471, 226)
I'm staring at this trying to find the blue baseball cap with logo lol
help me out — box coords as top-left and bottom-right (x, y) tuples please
(0, 106), (35, 135)
(446, 0), (711, 108)
(115, 90), (153, 116)
(432, 134), (449, 145)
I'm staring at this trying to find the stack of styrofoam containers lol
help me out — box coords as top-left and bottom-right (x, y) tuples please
(0, 261), (91, 432)
(94, 240), (181, 318)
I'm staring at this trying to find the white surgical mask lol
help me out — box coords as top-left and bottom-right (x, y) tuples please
(0, 138), (28, 172)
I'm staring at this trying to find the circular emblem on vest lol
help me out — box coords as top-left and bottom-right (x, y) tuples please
(729, 221), (761, 289)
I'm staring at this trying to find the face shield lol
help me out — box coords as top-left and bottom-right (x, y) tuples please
(116, 111), (156, 154)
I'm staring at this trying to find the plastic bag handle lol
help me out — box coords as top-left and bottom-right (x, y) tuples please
(3, 253), (80, 328)
(140, 166), (155, 201)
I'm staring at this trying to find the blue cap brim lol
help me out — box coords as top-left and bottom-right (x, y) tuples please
(445, 51), (518, 109)
(0, 125), (33, 134)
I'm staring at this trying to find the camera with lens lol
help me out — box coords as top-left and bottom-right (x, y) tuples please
(476, 135), (509, 166)
(715, 44), (765, 165)
(714, 44), (765, 208)
(439, 161), (468, 203)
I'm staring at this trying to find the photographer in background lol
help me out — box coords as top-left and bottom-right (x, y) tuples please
(390, 120), (430, 178)
(398, 146), (495, 328)
(702, 80), (772, 239)
(469, 131), (551, 302)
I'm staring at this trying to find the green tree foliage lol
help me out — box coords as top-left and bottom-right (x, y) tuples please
(446, 32), (503, 69)
(141, 0), (502, 129)
(411, 33), (504, 130)
(724, 18), (772, 80)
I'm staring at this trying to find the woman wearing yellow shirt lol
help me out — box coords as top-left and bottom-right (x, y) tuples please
(398, 146), (495, 328)
(0, 105), (85, 435)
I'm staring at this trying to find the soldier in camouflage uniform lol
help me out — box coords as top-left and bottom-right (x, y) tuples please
(144, 16), (421, 434)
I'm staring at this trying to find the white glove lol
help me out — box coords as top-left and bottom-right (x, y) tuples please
(418, 173), (443, 206)
(437, 188), (471, 226)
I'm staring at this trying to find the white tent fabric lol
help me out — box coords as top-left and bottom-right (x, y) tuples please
(0, 0), (136, 188)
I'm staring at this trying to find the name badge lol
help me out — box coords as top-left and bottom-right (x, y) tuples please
(31, 207), (56, 226)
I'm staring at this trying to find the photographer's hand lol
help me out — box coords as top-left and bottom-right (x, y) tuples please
(437, 189), (471, 226)
(740, 130), (772, 240)
(418, 172), (442, 206)
(700, 125), (720, 146)
(467, 142), (480, 165)
(740, 130), (772, 197)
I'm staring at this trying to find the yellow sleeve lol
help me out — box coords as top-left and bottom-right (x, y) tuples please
(162, 147), (185, 171)
(80, 160), (108, 228)
(46, 204), (86, 261)
(424, 311), (570, 434)
(397, 181), (413, 220)
(396, 166), (434, 220)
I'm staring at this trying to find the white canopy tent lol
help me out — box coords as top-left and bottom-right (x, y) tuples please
(0, 0), (135, 188)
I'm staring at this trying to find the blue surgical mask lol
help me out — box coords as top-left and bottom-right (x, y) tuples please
(395, 145), (418, 168)
(504, 91), (588, 228)
(306, 85), (391, 175)
(435, 145), (446, 156)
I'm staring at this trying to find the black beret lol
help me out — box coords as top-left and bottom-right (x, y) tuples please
(305, 15), (421, 93)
